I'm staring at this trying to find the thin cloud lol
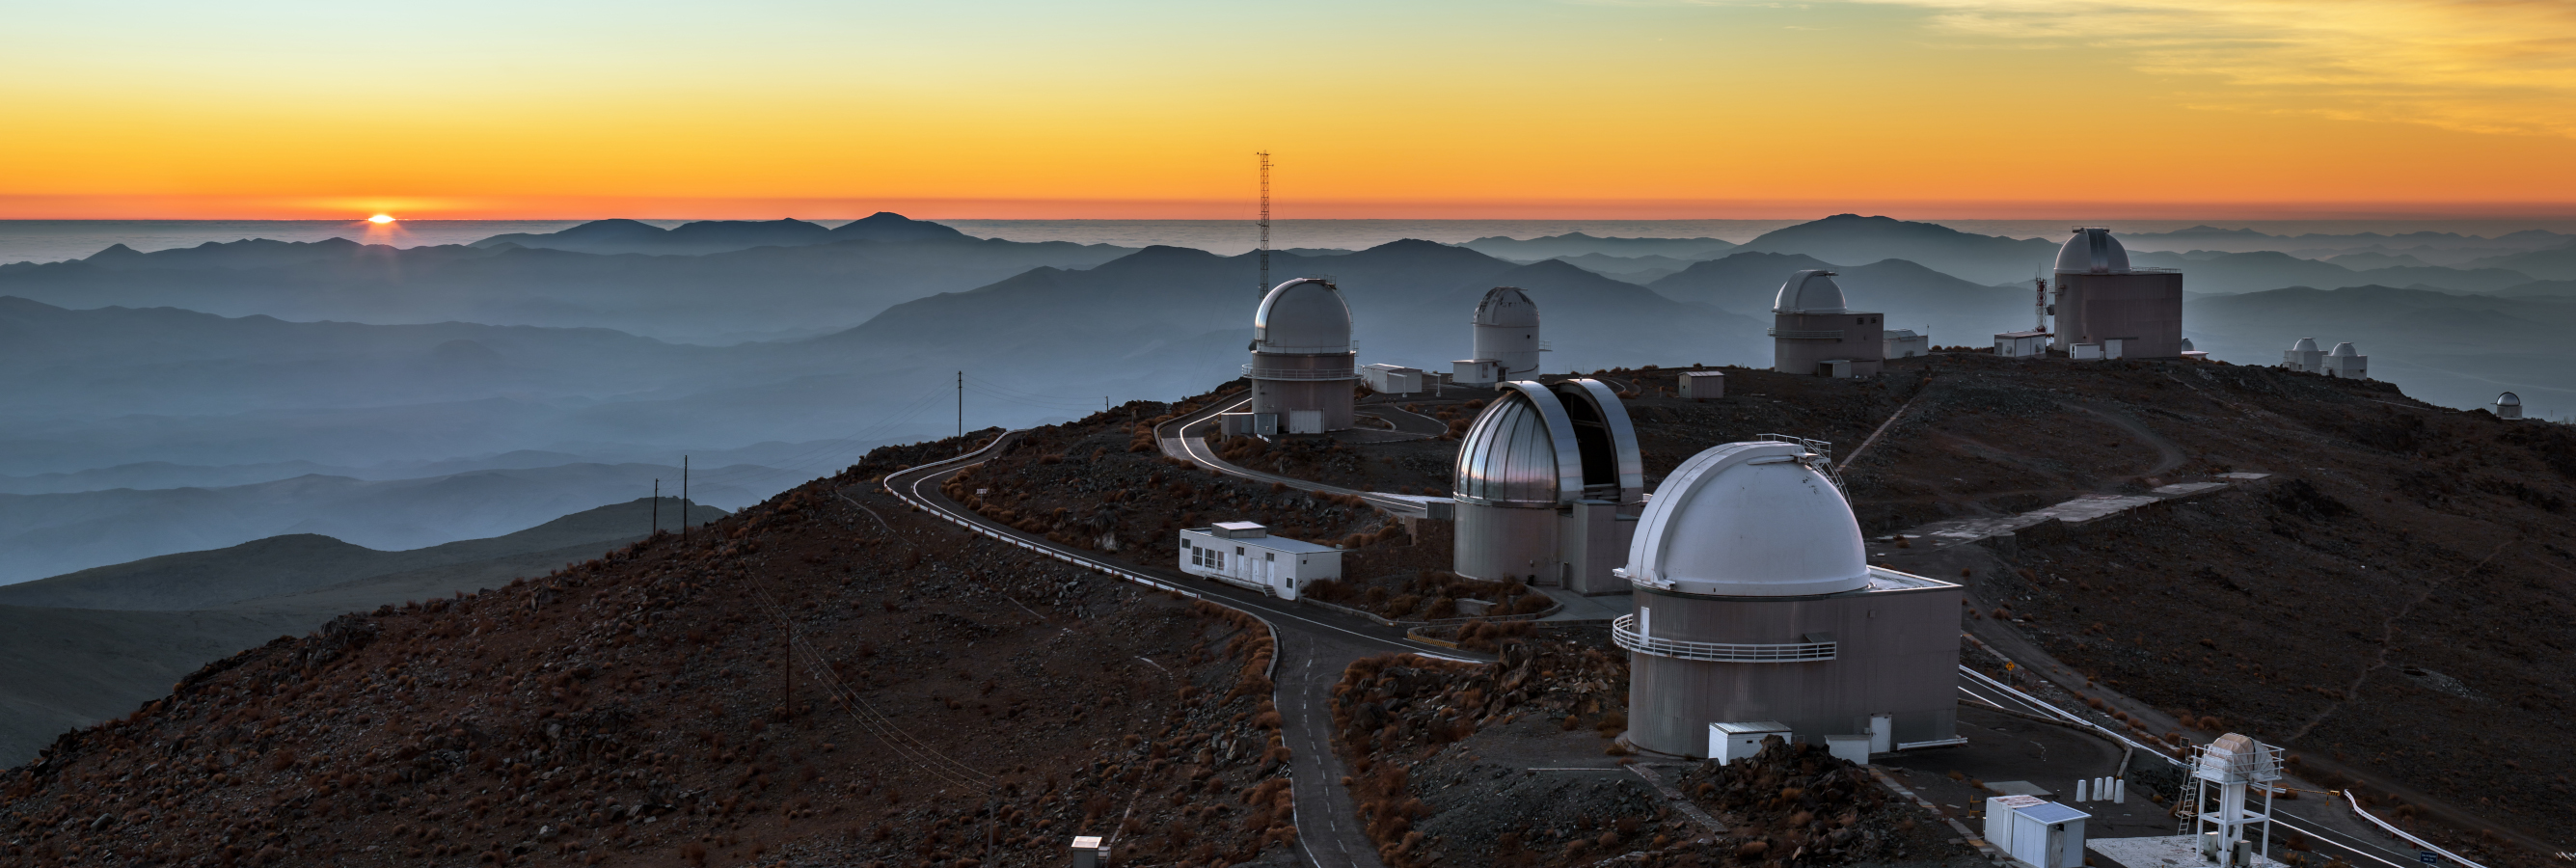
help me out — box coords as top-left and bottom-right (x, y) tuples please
(1849, 0), (2576, 136)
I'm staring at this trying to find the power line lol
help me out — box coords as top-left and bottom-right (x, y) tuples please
(1257, 150), (1270, 295)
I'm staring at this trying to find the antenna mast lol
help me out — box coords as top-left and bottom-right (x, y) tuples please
(2033, 277), (2048, 333)
(1257, 151), (1271, 295)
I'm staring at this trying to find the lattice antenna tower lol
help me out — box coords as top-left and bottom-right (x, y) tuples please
(1257, 151), (1271, 295)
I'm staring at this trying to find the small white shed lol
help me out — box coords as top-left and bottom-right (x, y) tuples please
(1178, 522), (1340, 601)
(1362, 364), (1424, 394)
(1708, 721), (1792, 763)
(1678, 370), (1725, 399)
(1984, 796), (2089, 868)
(1884, 329), (1930, 359)
(1994, 330), (2048, 359)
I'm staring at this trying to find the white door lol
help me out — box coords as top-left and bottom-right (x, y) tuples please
(1288, 409), (1322, 434)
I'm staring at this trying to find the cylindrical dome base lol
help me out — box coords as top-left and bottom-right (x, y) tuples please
(1247, 351), (1355, 433)
(1623, 584), (1959, 757)
(1452, 500), (1560, 584)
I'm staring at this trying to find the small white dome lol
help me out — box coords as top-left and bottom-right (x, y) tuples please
(2291, 337), (2319, 352)
(2055, 228), (2129, 275)
(1473, 286), (1539, 328)
(1254, 278), (1351, 354)
(1621, 441), (1870, 597)
(2330, 341), (2359, 357)
(1773, 269), (1847, 314)
(2498, 392), (2522, 407)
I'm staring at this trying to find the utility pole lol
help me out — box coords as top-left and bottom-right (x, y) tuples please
(1257, 151), (1270, 295)
(957, 371), (964, 443)
(681, 456), (690, 544)
(652, 479), (660, 536)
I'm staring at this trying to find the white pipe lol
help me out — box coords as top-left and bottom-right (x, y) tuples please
(2341, 791), (2489, 868)
(2113, 778), (2125, 804)
(2074, 778), (2087, 801)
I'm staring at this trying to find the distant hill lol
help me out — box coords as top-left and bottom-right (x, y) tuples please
(0, 218), (1130, 343)
(0, 497), (723, 610)
(0, 497), (722, 766)
(1457, 232), (1737, 261)
(2465, 245), (2576, 281)
(2119, 224), (2573, 255)
(2491, 279), (2576, 299)
(1735, 214), (2058, 285)
(2186, 284), (2576, 413)
(2127, 250), (2535, 295)
(0, 465), (772, 584)
(469, 212), (971, 255)
(820, 239), (1772, 380)
(1542, 253), (1698, 285)
(1644, 251), (2034, 344)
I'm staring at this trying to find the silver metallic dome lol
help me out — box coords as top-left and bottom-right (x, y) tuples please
(1772, 269), (1847, 314)
(2180, 338), (2195, 351)
(1452, 379), (1641, 508)
(1254, 278), (1351, 354)
(2054, 227), (2130, 275)
(1619, 441), (1870, 598)
(1474, 285), (1540, 328)
(2498, 392), (2522, 407)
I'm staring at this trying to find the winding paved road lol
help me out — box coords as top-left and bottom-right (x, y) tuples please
(881, 430), (1480, 868)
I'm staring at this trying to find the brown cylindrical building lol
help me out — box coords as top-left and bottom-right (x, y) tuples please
(2052, 228), (2183, 359)
(1770, 270), (1885, 378)
(1613, 441), (1961, 758)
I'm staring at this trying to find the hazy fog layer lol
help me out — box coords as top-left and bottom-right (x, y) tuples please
(3, 212), (2569, 583)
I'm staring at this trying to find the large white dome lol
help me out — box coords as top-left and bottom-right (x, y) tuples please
(1473, 285), (1540, 328)
(2055, 228), (2130, 275)
(1254, 278), (1351, 354)
(1619, 441), (1870, 597)
(2290, 337), (2319, 352)
(1772, 269), (1847, 314)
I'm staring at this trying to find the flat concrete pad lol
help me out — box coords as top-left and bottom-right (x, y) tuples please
(1536, 586), (1634, 622)
(2089, 834), (2287, 868)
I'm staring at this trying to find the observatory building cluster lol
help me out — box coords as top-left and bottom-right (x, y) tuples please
(1166, 236), (2367, 868)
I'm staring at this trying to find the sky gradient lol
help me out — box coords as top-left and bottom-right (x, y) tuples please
(7, 0), (2576, 219)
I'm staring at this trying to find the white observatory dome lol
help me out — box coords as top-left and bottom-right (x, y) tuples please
(2498, 392), (2522, 407)
(2291, 337), (2319, 352)
(1254, 278), (1351, 354)
(1619, 440), (1870, 597)
(1473, 285), (1539, 328)
(2180, 338), (2196, 352)
(2054, 228), (2130, 275)
(2330, 341), (2359, 357)
(1773, 269), (1848, 314)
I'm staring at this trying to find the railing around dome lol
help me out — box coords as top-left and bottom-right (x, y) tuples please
(1610, 614), (1837, 663)
(1241, 365), (1358, 381)
(1766, 327), (1846, 339)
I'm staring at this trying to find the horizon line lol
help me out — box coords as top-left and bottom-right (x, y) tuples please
(10, 195), (2576, 222)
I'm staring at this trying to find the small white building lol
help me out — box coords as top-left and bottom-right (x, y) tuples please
(2497, 392), (2524, 420)
(2282, 338), (2324, 372)
(2322, 342), (2367, 379)
(1361, 363), (1424, 394)
(1451, 358), (1504, 388)
(1994, 330), (2048, 359)
(1884, 329), (1930, 359)
(1178, 522), (1339, 600)
(1984, 797), (2089, 868)
(1707, 720), (1790, 763)
(1678, 369), (1724, 399)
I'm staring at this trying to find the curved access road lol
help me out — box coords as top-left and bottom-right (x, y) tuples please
(1154, 395), (1446, 517)
(883, 431), (1479, 868)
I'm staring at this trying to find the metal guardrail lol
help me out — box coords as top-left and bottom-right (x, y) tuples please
(1766, 327), (1846, 339)
(881, 433), (1279, 682)
(1240, 365), (1359, 381)
(1610, 614), (1837, 662)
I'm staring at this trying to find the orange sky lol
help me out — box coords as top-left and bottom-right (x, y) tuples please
(7, 1), (2576, 219)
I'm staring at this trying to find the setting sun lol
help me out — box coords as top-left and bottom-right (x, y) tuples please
(366, 214), (393, 224)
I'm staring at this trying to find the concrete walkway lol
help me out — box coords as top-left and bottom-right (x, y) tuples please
(1888, 475), (2265, 554)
